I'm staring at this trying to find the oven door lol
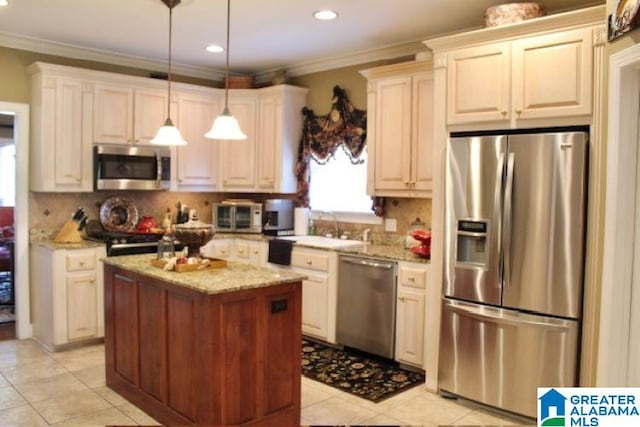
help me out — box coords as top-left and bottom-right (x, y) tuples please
(94, 145), (170, 190)
(214, 205), (234, 232)
(234, 206), (262, 233)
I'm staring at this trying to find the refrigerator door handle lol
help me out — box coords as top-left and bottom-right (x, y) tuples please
(445, 300), (571, 332)
(494, 152), (505, 287)
(502, 153), (515, 288)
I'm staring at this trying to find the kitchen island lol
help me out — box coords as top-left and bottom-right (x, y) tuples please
(102, 254), (305, 426)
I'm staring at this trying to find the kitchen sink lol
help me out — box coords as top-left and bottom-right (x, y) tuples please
(277, 235), (365, 250)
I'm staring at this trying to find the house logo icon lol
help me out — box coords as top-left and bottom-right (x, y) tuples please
(539, 388), (567, 426)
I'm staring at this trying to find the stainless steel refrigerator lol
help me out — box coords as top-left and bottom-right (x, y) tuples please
(439, 129), (588, 418)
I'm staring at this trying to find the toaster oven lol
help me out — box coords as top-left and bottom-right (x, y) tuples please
(213, 200), (262, 233)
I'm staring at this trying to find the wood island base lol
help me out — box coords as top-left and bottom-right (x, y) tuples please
(104, 264), (302, 426)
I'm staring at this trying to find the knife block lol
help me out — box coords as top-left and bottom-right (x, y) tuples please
(53, 220), (83, 243)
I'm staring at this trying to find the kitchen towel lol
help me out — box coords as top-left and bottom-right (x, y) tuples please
(294, 207), (309, 236)
(267, 239), (293, 266)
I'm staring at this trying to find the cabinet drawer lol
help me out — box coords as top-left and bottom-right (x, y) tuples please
(66, 252), (96, 272)
(291, 250), (329, 271)
(398, 265), (427, 289)
(235, 242), (250, 259)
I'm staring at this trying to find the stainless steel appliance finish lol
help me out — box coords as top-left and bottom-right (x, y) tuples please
(94, 145), (171, 190)
(212, 200), (262, 233)
(263, 199), (294, 233)
(440, 129), (588, 418)
(336, 255), (397, 359)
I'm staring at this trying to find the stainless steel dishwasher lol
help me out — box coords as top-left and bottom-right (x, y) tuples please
(336, 255), (397, 358)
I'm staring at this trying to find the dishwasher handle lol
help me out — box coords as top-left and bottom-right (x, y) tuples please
(340, 257), (395, 270)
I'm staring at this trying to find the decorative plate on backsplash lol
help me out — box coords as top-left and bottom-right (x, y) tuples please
(99, 196), (139, 232)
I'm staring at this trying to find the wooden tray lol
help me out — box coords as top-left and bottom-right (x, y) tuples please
(150, 257), (227, 272)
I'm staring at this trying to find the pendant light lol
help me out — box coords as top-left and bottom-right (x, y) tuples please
(204, 0), (247, 140)
(151, 0), (187, 146)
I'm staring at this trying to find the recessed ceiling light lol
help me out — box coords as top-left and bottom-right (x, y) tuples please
(313, 9), (338, 21)
(0, 0), (8, 7)
(205, 44), (224, 53)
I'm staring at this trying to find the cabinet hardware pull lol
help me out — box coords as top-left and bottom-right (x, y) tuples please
(306, 260), (312, 265)
(399, 296), (405, 302)
(515, 108), (522, 115)
(253, 251), (259, 255)
(75, 178), (81, 183)
(79, 261), (85, 266)
(501, 109), (508, 116)
(408, 277), (415, 282)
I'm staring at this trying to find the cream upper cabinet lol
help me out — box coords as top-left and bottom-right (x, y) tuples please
(28, 63), (94, 192)
(447, 42), (511, 124)
(511, 27), (592, 121)
(94, 84), (170, 145)
(133, 89), (169, 144)
(361, 61), (434, 198)
(175, 92), (221, 191)
(256, 86), (308, 193)
(220, 93), (258, 191)
(446, 27), (593, 126)
(93, 83), (134, 144)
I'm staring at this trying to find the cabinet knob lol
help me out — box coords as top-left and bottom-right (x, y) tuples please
(501, 109), (508, 116)
(128, 138), (132, 143)
(90, 279), (95, 283)
(398, 296), (405, 302)
(404, 180), (410, 186)
(253, 251), (259, 255)
(515, 108), (522, 115)
(306, 260), (312, 266)
(75, 178), (81, 183)
(178, 179), (183, 183)
(408, 277), (415, 282)
(79, 260), (85, 266)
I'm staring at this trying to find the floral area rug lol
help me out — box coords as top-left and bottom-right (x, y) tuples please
(301, 339), (425, 403)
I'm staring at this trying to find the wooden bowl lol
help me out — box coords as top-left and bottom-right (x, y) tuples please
(484, 3), (546, 27)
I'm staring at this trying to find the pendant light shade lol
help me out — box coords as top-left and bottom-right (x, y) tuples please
(205, 0), (247, 140)
(151, 0), (187, 146)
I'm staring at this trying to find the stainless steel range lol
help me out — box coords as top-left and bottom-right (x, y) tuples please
(85, 222), (166, 256)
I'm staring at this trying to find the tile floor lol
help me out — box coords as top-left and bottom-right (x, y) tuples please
(0, 338), (534, 426)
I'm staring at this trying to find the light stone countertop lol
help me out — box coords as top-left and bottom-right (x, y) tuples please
(31, 239), (105, 250)
(215, 233), (430, 264)
(102, 254), (307, 295)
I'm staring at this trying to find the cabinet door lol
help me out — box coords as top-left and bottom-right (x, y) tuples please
(94, 84), (134, 144)
(248, 241), (267, 267)
(301, 273), (329, 339)
(395, 288), (425, 367)
(67, 273), (98, 340)
(176, 93), (220, 190)
(447, 43), (511, 125)
(220, 94), (257, 190)
(512, 27), (592, 121)
(234, 240), (250, 261)
(411, 73), (434, 192)
(210, 240), (233, 259)
(54, 78), (89, 188)
(257, 94), (278, 190)
(373, 76), (412, 191)
(134, 89), (168, 144)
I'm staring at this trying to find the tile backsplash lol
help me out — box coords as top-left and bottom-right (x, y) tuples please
(30, 191), (431, 242)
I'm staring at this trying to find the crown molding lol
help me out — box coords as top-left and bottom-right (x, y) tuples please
(0, 31), (225, 81)
(423, 4), (605, 52)
(252, 40), (428, 85)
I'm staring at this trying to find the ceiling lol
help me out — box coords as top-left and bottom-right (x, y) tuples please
(0, 0), (603, 83)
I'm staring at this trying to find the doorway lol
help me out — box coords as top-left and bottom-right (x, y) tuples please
(0, 114), (15, 338)
(0, 102), (30, 340)
(598, 43), (640, 385)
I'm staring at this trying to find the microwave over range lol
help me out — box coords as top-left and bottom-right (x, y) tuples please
(213, 200), (262, 234)
(94, 145), (171, 191)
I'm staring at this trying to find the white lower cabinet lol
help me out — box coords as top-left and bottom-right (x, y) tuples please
(395, 261), (428, 368)
(233, 239), (267, 266)
(30, 244), (106, 350)
(291, 247), (338, 343)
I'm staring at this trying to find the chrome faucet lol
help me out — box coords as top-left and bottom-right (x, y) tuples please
(321, 211), (340, 238)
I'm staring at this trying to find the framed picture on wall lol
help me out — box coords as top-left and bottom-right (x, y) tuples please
(608, 0), (640, 41)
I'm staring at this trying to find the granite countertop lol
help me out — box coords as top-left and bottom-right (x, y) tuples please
(31, 239), (105, 250)
(214, 233), (430, 264)
(337, 244), (430, 264)
(102, 254), (307, 295)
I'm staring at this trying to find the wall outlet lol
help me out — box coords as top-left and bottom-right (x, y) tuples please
(385, 218), (397, 232)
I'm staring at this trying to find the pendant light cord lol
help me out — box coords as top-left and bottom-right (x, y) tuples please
(167, 5), (174, 120)
(224, 0), (230, 111)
